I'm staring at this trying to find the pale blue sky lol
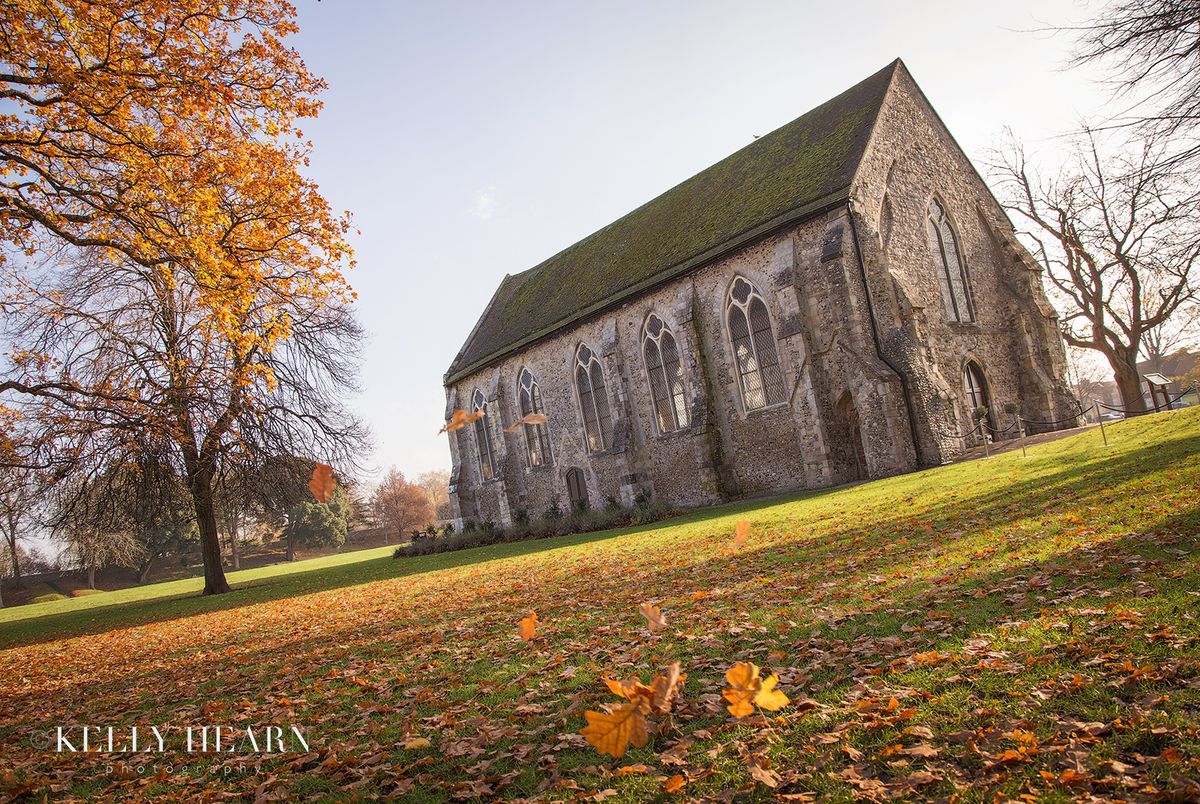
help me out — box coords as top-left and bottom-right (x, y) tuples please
(290, 0), (1107, 481)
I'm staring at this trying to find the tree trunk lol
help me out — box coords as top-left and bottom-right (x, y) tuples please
(138, 555), (155, 584)
(0, 578), (5, 608)
(1111, 356), (1148, 413)
(86, 565), (95, 590)
(186, 462), (232, 595)
(286, 528), (296, 562)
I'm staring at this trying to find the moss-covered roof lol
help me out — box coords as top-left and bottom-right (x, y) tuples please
(446, 60), (900, 384)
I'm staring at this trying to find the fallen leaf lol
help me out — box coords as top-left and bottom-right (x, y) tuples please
(616, 764), (650, 776)
(518, 611), (539, 641)
(748, 761), (781, 788)
(581, 703), (648, 758)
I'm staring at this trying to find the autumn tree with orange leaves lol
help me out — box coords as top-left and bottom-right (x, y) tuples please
(371, 468), (435, 541)
(0, 0), (366, 594)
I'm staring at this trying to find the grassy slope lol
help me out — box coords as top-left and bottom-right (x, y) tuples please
(0, 545), (402, 637)
(1, 410), (1198, 801)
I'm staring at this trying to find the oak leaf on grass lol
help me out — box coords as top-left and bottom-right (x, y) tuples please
(518, 611), (538, 641)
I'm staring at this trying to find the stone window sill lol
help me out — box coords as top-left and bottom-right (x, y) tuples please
(652, 425), (702, 442)
(585, 445), (625, 458)
(742, 401), (791, 419)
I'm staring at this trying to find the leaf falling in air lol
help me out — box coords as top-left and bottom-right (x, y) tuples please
(518, 611), (538, 641)
(638, 601), (667, 634)
(723, 661), (789, 718)
(439, 408), (485, 435)
(504, 412), (549, 433)
(732, 519), (750, 550)
(754, 672), (790, 711)
(581, 662), (683, 757)
(308, 463), (335, 503)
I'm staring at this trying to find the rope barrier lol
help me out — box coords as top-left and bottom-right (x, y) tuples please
(984, 419), (1021, 435)
(1095, 387), (1194, 416)
(1020, 411), (1088, 428)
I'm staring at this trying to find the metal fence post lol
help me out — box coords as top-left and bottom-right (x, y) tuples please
(1095, 400), (1108, 447)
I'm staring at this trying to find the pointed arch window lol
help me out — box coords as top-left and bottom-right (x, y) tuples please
(726, 277), (786, 410)
(517, 368), (552, 467)
(926, 199), (975, 322)
(963, 361), (990, 414)
(471, 388), (495, 481)
(574, 344), (613, 451)
(642, 314), (690, 433)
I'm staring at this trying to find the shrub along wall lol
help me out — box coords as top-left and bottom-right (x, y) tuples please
(393, 497), (673, 558)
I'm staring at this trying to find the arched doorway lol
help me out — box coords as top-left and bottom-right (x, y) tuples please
(834, 392), (868, 482)
(565, 467), (589, 511)
(962, 361), (993, 438)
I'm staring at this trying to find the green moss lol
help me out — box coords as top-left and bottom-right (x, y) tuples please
(447, 61), (899, 383)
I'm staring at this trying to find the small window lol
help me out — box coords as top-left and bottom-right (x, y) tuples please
(642, 314), (690, 432)
(926, 200), (975, 323)
(471, 389), (495, 481)
(565, 467), (588, 511)
(517, 368), (552, 467)
(575, 344), (614, 451)
(726, 277), (786, 410)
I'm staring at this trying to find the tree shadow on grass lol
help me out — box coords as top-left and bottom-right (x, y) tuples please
(1, 419), (1194, 654)
(0, 491), (832, 650)
(7, 424), (1195, 697)
(2, 415), (1198, 802)
(3, 482), (1195, 794)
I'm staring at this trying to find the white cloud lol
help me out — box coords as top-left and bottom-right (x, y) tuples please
(473, 186), (498, 220)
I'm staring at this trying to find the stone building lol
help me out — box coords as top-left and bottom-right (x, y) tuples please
(443, 59), (1077, 528)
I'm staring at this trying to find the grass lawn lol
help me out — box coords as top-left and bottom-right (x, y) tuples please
(1, 409), (1198, 801)
(0, 544), (402, 644)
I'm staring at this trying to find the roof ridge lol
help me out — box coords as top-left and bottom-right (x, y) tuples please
(447, 60), (902, 384)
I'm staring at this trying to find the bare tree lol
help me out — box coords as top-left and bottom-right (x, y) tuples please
(993, 130), (1200, 411)
(1142, 303), (1200, 373)
(1070, 0), (1200, 167)
(0, 1), (360, 597)
(2, 245), (367, 595)
(1066, 346), (1115, 409)
(68, 525), (142, 591)
(0, 467), (36, 587)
